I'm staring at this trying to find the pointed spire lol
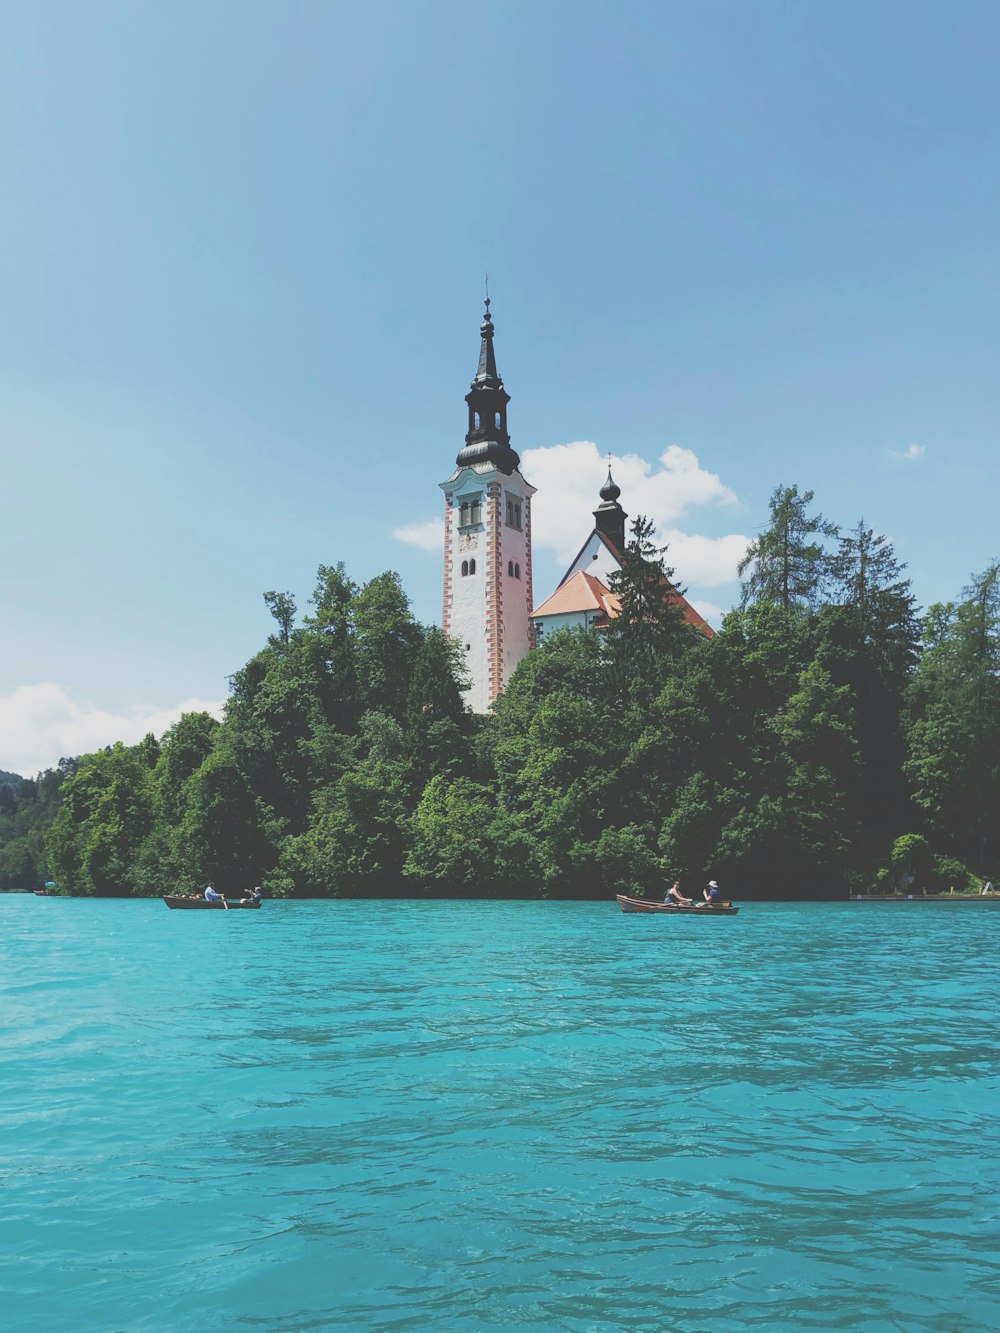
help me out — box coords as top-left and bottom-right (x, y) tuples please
(457, 294), (519, 475)
(474, 296), (500, 387)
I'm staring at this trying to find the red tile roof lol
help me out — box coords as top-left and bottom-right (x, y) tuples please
(533, 569), (715, 638)
(532, 570), (620, 621)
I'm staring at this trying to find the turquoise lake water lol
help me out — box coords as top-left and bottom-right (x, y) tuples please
(2, 896), (999, 1332)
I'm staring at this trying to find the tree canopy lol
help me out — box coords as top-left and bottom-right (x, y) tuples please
(2, 492), (996, 900)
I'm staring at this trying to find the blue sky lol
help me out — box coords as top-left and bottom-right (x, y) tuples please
(2, 0), (999, 774)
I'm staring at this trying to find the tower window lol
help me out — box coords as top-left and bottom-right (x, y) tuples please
(505, 497), (522, 530)
(507, 560), (521, 579)
(461, 560), (468, 576)
(515, 562), (520, 579)
(469, 558), (476, 575)
(507, 560), (513, 577)
(458, 497), (482, 528)
(474, 412), (481, 429)
(495, 411), (502, 428)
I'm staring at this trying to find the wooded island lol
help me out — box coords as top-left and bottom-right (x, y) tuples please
(2, 485), (997, 900)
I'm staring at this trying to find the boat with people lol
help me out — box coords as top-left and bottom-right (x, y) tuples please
(616, 893), (739, 916)
(162, 895), (262, 910)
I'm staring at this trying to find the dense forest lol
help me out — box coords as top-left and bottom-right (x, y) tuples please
(2, 484), (998, 899)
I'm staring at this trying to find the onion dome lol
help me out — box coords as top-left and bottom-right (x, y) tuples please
(593, 464), (627, 549)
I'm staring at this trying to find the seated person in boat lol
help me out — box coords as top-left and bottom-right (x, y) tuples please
(698, 880), (724, 906)
(204, 882), (223, 903)
(239, 886), (262, 904)
(665, 881), (693, 907)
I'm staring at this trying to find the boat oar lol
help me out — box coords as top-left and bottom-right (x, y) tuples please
(222, 893), (228, 910)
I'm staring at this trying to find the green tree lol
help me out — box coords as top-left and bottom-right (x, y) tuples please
(905, 564), (1000, 866)
(739, 484), (837, 611)
(405, 627), (473, 789)
(0, 761), (75, 890)
(404, 774), (543, 896)
(172, 743), (283, 895)
(605, 514), (694, 705)
(46, 742), (159, 896)
(133, 712), (222, 895)
(816, 520), (921, 849)
(263, 590), (297, 645)
(278, 714), (410, 897)
(354, 572), (424, 720)
(890, 833), (932, 892)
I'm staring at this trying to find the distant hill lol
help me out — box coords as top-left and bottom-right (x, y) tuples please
(0, 769), (23, 791)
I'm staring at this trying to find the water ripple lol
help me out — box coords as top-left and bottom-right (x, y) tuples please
(1, 896), (998, 1331)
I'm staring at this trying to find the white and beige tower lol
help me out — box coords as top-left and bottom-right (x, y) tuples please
(440, 300), (535, 712)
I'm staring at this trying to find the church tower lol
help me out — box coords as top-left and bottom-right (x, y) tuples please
(440, 299), (535, 712)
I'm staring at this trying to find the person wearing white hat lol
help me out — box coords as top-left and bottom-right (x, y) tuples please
(702, 880), (723, 905)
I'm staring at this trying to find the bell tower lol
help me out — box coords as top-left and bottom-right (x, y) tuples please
(593, 464), (628, 550)
(440, 300), (535, 712)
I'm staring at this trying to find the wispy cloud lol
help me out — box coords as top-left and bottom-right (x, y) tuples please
(0, 684), (225, 778)
(393, 518), (443, 552)
(887, 442), (926, 462)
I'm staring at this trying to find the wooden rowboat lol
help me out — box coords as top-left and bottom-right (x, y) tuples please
(162, 895), (261, 910)
(616, 893), (739, 916)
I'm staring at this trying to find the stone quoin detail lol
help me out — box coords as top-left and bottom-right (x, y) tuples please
(439, 300), (535, 713)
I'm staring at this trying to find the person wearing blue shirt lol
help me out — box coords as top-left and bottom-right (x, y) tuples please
(702, 880), (723, 905)
(204, 882), (223, 903)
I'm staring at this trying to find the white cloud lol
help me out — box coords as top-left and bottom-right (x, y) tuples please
(393, 517), (444, 552)
(395, 441), (747, 596)
(521, 440), (740, 563)
(0, 684), (225, 778)
(888, 442), (925, 462)
(659, 529), (751, 587)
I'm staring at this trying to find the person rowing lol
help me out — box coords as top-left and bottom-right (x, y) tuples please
(697, 879), (724, 908)
(664, 880), (693, 907)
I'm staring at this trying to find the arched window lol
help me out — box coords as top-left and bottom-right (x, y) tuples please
(495, 411), (502, 428)
(474, 411), (481, 429)
(515, 562), (520, 579)
(469, 558), (476, 575)
(507, 560), (514, 576)
(461, 560), (469, 576)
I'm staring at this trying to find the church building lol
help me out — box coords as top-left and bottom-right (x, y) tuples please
(531, 467), (714, 645)
(441, 302), (711, 711)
